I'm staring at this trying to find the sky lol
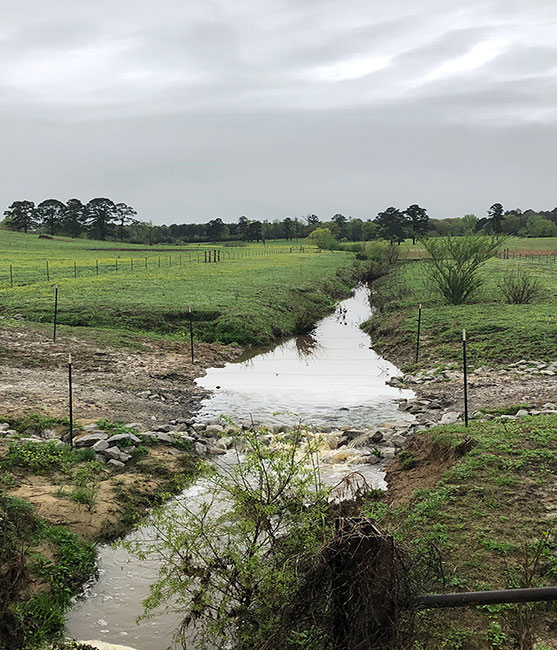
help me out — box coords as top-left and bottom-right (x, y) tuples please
(1, 0), (556, 223)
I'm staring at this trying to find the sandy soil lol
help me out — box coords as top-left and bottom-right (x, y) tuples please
(3, 444), (193, 541)
(0, 326), (239, 428)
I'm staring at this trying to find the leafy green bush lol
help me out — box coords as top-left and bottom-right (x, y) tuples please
(11, 593), (65, 647)
(124, 427), (334, 649)
(421, 235), (504, 304)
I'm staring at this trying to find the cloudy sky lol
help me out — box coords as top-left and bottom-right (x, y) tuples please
(1, 0), (556, 223)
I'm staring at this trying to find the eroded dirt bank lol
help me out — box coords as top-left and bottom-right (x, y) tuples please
(0, 325), (240, 426)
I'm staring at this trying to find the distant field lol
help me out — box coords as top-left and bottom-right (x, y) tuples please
(399, 236), (557, 260)
(365, 253), (557, 365)
(0, 231), (313, 287)
(0, 231), (355, 345)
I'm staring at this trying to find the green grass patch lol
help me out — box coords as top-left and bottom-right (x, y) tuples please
(0, 230), (360, 345)
(366, 414), (557, 648)
(364, 256), (557, 365)
(0, 494), (97, 649)
(0, 440), (97, 474)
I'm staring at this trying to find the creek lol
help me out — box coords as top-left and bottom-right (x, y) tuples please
(65, 285), (413, 649)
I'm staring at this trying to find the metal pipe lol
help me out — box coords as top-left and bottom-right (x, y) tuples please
(415, 586), (557, 609)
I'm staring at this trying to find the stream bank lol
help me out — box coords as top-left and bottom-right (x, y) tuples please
(63, 285), (415, 648)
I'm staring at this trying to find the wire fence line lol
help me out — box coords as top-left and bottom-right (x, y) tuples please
(499, 248), (557, 263)
(0, 246), (318, 289)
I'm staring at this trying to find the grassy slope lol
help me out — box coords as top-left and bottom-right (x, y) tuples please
(0, 231), (357, 346)
(366, 414), (557, 649)
(364, 256), (557, 366)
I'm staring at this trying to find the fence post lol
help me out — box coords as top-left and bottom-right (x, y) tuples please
(189, 307), (194, 363)
(53, 285), (59, 342)
(46, 260), (50, 282)
(145, 257), (147, 269)
(73, 261), (77, 278)
(158, 256), (161, 268)
(68, 353), (74, 450)
(9, 264), (13, 287)
(463, 329), (469, 427)
(415, 304), (422, 364)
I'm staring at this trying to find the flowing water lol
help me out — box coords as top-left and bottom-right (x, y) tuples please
(196, 285), (412, 428)
(65, 285), (413, 649)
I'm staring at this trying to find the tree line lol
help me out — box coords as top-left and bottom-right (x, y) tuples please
(3, 198), (138, 241)
(3, 198), (556, 245)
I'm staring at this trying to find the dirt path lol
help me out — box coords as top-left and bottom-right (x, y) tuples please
(0, 326), (239, 427)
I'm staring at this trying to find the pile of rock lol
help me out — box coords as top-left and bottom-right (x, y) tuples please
(396, 397), (557, 428)
(387, 360), (557, 387)
(71, 421), (243, 469)
(0, 422), (62, 442)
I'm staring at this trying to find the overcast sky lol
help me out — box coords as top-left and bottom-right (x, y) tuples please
(1, 0), (556, 223)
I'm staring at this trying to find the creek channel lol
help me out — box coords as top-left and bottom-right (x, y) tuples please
(65, 284), (413, 649)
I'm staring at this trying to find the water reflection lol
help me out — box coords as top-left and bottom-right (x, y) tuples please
(294, 333), (320, 359)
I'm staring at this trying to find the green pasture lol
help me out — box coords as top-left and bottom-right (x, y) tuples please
(0, 231), (314, 287)
(365, 255), (557, 365)
(0, 230), (355, 345)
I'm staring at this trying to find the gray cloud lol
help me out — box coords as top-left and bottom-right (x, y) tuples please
(0, 0), (556, 221)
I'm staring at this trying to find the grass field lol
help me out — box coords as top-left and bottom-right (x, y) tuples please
(0, 230), (313, 288)
(0, 231), (356, 345)
(366, 413), (557, 649)
(364, 253), (557, 366)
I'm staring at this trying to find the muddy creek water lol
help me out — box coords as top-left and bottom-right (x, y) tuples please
(196, 285), (412, 428)
(65, 285), (413, 649)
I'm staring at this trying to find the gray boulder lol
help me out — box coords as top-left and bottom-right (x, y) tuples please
(194, 442), (207, 455)
(205, 424), (225, 436)
(75, 432), (108, 448)
(440, 412), (460, 425)
(343, 428), (366, 440)
(108, 432), (141, 445)
(92, 440), (109, 453)
(107, 459), (125, 469)
(207, 445), (227, 455)
(103, 446), (124, 460)
(391, 434), (407, 448)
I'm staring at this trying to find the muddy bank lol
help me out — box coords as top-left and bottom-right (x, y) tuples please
(0, 325), (239, 426)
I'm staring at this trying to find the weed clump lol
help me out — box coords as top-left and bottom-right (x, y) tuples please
(497, 267), (546, 304)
